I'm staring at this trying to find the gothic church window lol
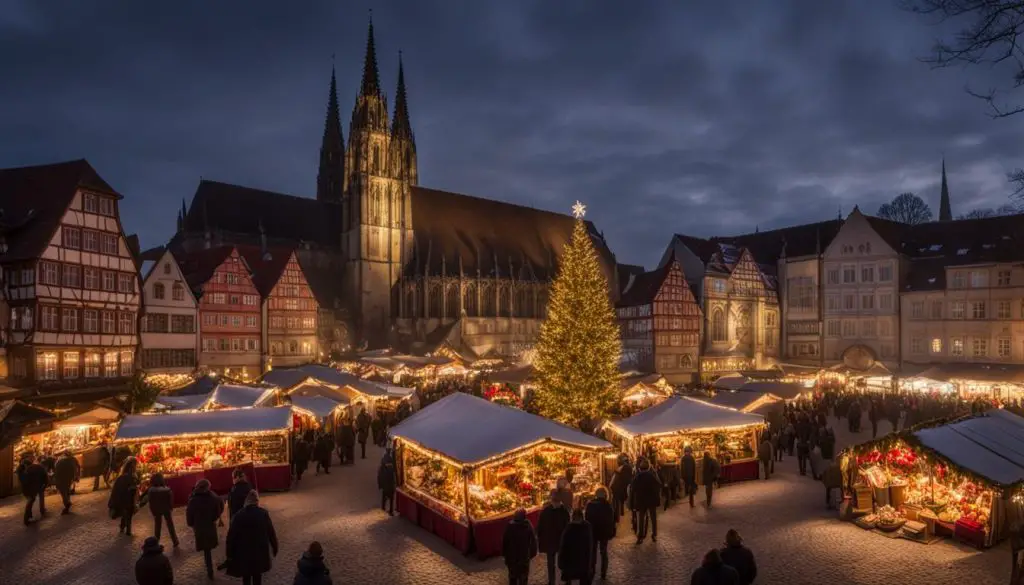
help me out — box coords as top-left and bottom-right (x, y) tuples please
(711, 308), (726, 342)
(516, 287), (532, 318)
(482, 283), (496, 316)
(428, 285), (441, 318)
(445, 285), (459, 320)
(464, 282), (479, 317)
(373, 144), (380, 174)
(499, 286), (511, 317)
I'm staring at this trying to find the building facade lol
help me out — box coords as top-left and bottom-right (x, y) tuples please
(240, 247), (319, 369)
(140, 249), (198, 375)
(0, 160), (141, 397)
(780, 256), (824, 366)
(616, 260), (701, 384)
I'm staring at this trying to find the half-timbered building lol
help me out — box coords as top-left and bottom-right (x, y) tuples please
(178, 246), (261, 379)
(0, 160), (141, 399)
(140, 249), (198, 375)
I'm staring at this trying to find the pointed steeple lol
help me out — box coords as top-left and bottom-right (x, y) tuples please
(317, 64), (345, 202)
(939, 158), (953, 221)
(360, 14), (381, 97)
(391, 52), (413, 141)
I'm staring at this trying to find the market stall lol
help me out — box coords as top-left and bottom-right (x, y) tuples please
(14, 405), (121, 480)
(602, 396), (766, 484)
(737, 381), (807, 402)
(702, 390), (781, 414)
(153, 393), (211, 413)
(841, 409), (1024, 548)
(0, 401), (56, 497)
(390, 392), (612, 559)
(620, 373), (673, 409)
(204, 383), (278, 410)
(901, 363), (1024, 402)
(287, 395), (348, 434)
(711, 374), (748, 391)
(114, 406), (293, 503)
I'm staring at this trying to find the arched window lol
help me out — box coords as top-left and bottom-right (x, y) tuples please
(680, 354), (693, 369)
(515, 286), (532, 318)
(463, 282), (479, 317)
(171, 282), (185, 301)
(372, 144), (380, 174)
(153, 283), (165, 300)
(499, 286), (511, 317)
(711, 308), (726, 342)
(481, 283), (496, 316)
(288, 340), (299, 354)
(428, 285), (442, 319)
(445, 285), (459, 320)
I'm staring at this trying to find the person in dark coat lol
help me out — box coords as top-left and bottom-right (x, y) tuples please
(18, 455), (49, 525)
(537, 491), (571, 585)
(356, 409), (371, 459)
(757, 437), (772, 480)
(584, 487), (615, 580)
(293, 541), (333, 585)
(186, 478), (224, 579)
(823, 461), (844, 510)
(558, 508), (593, 585)
(109, 457), (139, 535)
(702, 452), (720, 509)
(868, 401), (879, 438)
(690, 548), (740, 585)
(607, 454), (632, 519)
(53, 450), (80, 514)
(796, 437), (810, 476)
(315, 432), (334, 475)
(338, 422), (356, 465)
(377, 451), (397, 516)
(719, 529), (757, 585)
(135, 536), (174, 585)
(226, 491), (279, 585)
(681, 447), (698, 508)
(94, 442), (112, 491)
(502, 508), (537, 585)
(293, 436), (311, 481)
(145, 473), (178, 547)
(370, 415), (384, 447)
(229, 468), (254, 520)
(629, 458), (661, 543)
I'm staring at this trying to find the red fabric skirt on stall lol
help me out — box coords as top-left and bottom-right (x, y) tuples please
(253, 464), (292, 492)
(472, 508), (541, 559)
(164, 470), (205, 508)
(718, 459), (760, 484)
(396, 490), (471, 553)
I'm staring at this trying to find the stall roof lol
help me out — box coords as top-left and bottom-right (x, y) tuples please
(911, 363), (1024, 384)
(155, 394), (211, 412)
(914, 410), (1024, 487)
(390, 392), (610, 465)
(260, 369), (313, 390)
(208, 384), (276, 409)
(703, 391), (780, 412)
(287, 381), (351, 403)
(56, 406), (121, 427)
(489, 365), (535, 385)
(620, 372), (668, 390)
(738, 381), (805, 400)
(289, 396), (344, 419)
(294, 365), (390, 396)
(712, 375), (748, 391)
(608, 396), (764, 437)
(827, 363), (892, 378)
(115, 406), (292, 441)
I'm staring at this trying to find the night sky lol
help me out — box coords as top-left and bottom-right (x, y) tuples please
(3, 1), (1024, 268)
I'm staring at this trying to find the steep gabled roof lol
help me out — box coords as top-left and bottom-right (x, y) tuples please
(618, 262), (671, 307)
(616, 263), (646, 294)
(0, 159), (119, 262)
(863, 214), (908, 253)
(237, 245), (295, 298)
(300, 259), (346, 310)
(174, 246), (237, 294)
(673, 219), (841, 266)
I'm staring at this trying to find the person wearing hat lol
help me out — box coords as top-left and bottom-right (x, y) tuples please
(690, 548), (739, 585)
(584, 487), (616, 580)
(53, 450), (80, 515)
(719, 529), (757, 585)
(501, 508), (537, 585)
(226, 490), (279, 585)
(135, 536), (174, 585)
(294, 541), (333, 585)
(607, 453), (633, 521)
(186, 478), (224, 579)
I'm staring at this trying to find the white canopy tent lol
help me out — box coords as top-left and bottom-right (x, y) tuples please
(207, 384), (277, 409)
(605, 396), (764, 438)
(737, 381), (806, 401)
(712, 374), (748, 391)
(115, 406), (293, 442)
(289, 396), (346, 420)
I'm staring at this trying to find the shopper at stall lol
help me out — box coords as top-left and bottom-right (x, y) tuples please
(584, 487), (615, 581)
(371, 415), (384, 447)
(630, 458), (661, 544)
(109, 457), (139, 536)
(377, 451), (396, 516)
(228, 468), (254, 520)
(53, 450), (80, 514)
(554, 477), (575, 510)
(93, 442), (112, 492)
(701, 452), (720, 509)
(225, 491), (279, 585)
(356, 409), (371, 459)
(681, 447), (698, 508)
(823, 460), (843, 510)
(719, 529), (757, 585)
(145, 473), (178, 548)
(314, 432), (332, 475)
(293, 435), (311, 482)
(135, 536), (174, 585)
(186, 478), (224, 580)
(690, 549), (740, 585)
(608, 454), (633, 520)
(502, 508), (537, 585)
(558, 508), (594, 585)
(18, 454), (48, 525)
(293, 541), (333, 585)
(338, 422), (356, 465)
(538, 491), (571, 585)
(758, 437), (773, 480)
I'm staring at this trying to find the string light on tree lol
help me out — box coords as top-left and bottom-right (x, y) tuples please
(531, 200), (621, 430)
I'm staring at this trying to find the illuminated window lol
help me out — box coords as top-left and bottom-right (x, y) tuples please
(972, 338), (988, 357)
(103, 352), (118, 377)
(120, 351), (133, 376)
(711, 308), (726, 342)
(930, 338), (942, 354)
(62, 352), (80, 379)
(950, 338), (964, 357)
(36, 353), (58, 380)
(172, 282), (185, 301)
(998, 338), (1011, 358)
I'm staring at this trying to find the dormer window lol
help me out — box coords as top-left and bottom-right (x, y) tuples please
(99, 197), (116, 217)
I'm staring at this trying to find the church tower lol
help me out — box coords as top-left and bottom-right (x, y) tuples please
(342, 17), (412, 345)
(316, 66), (345, 203)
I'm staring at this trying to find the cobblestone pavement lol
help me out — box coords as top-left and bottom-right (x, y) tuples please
(0, 418), (1010, 585)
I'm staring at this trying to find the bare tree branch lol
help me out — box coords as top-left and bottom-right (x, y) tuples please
(877, 192), (934, 224)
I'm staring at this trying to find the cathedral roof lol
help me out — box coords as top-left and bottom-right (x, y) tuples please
(407, 185), (615, 280)
(673, 218), (842, 266)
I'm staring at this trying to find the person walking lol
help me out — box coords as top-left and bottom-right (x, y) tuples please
(314, 433), (329, 475)
(584, 487), (615, 581)
(356, 409), (371, 459)
(94, 442), (112, 491)
(796, 436), (810, 476)
(719, 529), (757, 585)
(757, 436), (772, 480)
(109, 457), (139, 536)
(377, 451), (397, 516)
(868, 401), (879, 438)
(558, 508), (593, 585)
(537, 491), (570, 585)
(771, 430), (783, 463)
(293, 435), (311, 482)
(501, 508), (537, 585)
(186, 478), (224, 579)
(339, 421), (356, 465)
(608, 454), (632, 520)
(229, 468), (254, 521)
(53, 450), (80, 514)
(226, 491), (279, 585)
(145, 473), (179, 547)
(681, 446), (698, 508)
(630, 458), (661, 544)
(691, 548), (740, 585)
(135, 536), (174, 585)
(809, 444), (825, 480)
(702, 452), (721, 509)
(293, 541), (333, 585)
(18, 454), (48, 525)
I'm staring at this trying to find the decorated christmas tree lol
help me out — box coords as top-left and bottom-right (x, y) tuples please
(532, 201), (621, 430)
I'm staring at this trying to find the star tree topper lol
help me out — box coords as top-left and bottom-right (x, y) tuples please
(572, 200), (587, 219)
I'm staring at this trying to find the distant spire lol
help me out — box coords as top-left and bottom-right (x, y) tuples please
(391, 51), (413, 141)
(939, 158), (953, 221)
(317, 63), (345, 202)
(360, 12), (381, 97)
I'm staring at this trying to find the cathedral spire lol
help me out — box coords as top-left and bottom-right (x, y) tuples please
(360, 14), (381, 97)
(317, 64), (345, 202)
(939, 157), (953, 221)
(391, 51), (414, 141)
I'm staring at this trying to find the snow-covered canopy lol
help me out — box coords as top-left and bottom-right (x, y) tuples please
(154, 394), (211, 412)
(289, 396), (344, 419)
(712, 375), (747, 391)
(488, 365), (534, 385)
(390, 392), (610, 466)
(260, 369), (313, 390)
(738, 381), (805, 400)
(115, 406), (292, 442)
(55, 406), (121, 427)
(208, 384), (276, 409)
(913, 409), (1024, 488)
(607, 396), (764, 437)
(702, 391), (780, 413)
(293, 365), (391, 397)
